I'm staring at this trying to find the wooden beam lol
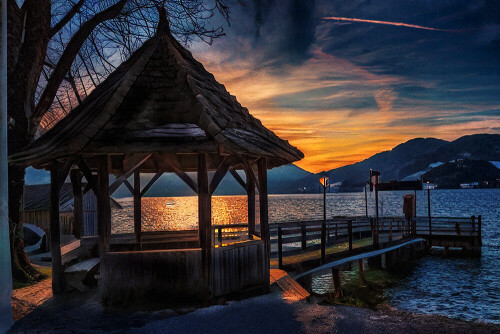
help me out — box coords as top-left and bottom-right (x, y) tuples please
(247, 172), (256, 236)
(209, 157), (230, 195)
(133, 171), (141, 243)
(242, 158), (260, 192)
(50, 162), (64, 294)
(198, 153), (211, 296)
(258, 157), (270, 287)
(198, 153), (211, 250)
(164, 159), (198, 194)
(123, 179), (134, 195)
(109, 153), (151, 195)
(77, 159), (98, 194)
(57, 158), (76, 191)
(70, 169), (83, 239)
(229, 168), (247, 191)
(97, 155), (111, 256)
(140, 169), (165, 197)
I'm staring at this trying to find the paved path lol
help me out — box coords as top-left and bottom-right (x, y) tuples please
(11, 278), (52, 321)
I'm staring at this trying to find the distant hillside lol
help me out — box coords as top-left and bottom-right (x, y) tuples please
(24, 134), (500, 193)
(318, 134), (500, 189)
(422, 160), (500, 188)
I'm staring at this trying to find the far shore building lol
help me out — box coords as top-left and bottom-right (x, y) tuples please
(10, 10), (303, 304)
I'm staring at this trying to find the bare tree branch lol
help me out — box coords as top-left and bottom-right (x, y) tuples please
(49, 0), (85, 38)
(31, 0), (128, 135)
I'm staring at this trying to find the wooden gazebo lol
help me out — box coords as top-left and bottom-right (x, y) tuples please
(10, 10), (303, 304)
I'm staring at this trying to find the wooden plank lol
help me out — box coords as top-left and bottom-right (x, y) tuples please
(247, 174), (256, 236)
(140, 169), (164, 197)
(134, 171), (141, 243)
(70, 169), (83, 239)
(109, 153), (151, 195)
(209, 156), (230, 195)
(97, 155), (111, 256)
(229, 168), (246, 191)
(198, 153), (211, 293)
(77, 159), (98, 194)
(165, 159), (198, 194)
(123, 179), (134, 195)
(50, 162), (64, 294)
(258, 157), (270, 287)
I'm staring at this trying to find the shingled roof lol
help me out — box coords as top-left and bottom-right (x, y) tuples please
(10, 10), (303, 169)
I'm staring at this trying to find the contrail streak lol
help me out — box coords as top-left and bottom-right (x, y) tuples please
(322, 16), (461, 32)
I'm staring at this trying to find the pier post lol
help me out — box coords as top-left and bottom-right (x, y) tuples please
(478, 215), (482, 246)
(348, 220), (353, 251)
(321, 220), (326, 264)
(427, 185), (432, 238)
(331, 268), (343, 299)
(301, 224), (307, 250)
(358, 259), (366, 284)
(278, 227), (283, 269)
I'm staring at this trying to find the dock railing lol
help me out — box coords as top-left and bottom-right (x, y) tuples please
(270, 215), (481, 268)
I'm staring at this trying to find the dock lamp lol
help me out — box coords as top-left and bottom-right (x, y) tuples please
(319, 176), (329, 220)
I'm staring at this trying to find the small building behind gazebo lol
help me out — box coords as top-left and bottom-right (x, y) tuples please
(10, 10), (303, 305)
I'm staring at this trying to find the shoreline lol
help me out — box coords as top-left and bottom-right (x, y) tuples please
(10, 284), (500, 333)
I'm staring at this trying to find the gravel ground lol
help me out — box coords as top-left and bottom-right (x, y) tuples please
(9, 287), (500, 334)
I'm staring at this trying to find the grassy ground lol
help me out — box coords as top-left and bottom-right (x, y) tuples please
(13, 264), (51, 290)
(318, 268), (405, 309)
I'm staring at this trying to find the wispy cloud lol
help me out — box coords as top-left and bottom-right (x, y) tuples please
(322, 16), (463, 32)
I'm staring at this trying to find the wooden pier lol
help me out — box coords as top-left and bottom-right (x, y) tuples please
(269, 215), (482, 274)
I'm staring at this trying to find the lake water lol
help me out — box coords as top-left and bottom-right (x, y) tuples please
(111, 189), (500, 324)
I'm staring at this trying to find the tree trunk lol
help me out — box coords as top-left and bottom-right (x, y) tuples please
(7, 0), (51, 282)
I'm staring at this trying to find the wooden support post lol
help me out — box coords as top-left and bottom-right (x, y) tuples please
(358, 259), (366, 284)
(70, 169), (83, 239)
(471, 215), (475, 235)
(198, 153), (211, 250)
(134, 171), (141, 244)
(389, 219), (393, 242)
(478, 215), (482, 245)
(278, 226), (283, 269)
(348, 220), (353, 251)
(50, 163), (64, 294)
(301, 224), (307, 250)
(218, 228), (222, 244)
(364, 185), (368, 217)
(257, 158), (270, 286)
(247, 175), (255, 237)
(321, 220), (326, 264)
(427, 186), (432, 238)
(97, 156), (111, 257)
(198, 154), (211, 296)
(331, 268), (343, 299)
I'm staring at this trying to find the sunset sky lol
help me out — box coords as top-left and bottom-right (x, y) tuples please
(189, 0), (500, 172)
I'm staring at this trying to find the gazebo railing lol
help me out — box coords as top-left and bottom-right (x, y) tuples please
(212, 223), (252, 247)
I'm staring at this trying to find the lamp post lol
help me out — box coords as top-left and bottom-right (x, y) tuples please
(319, 176), (329, 264)
(427, 181), (432, 237)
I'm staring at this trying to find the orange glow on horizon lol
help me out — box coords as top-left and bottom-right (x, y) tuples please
(191, 43), (498, 173)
